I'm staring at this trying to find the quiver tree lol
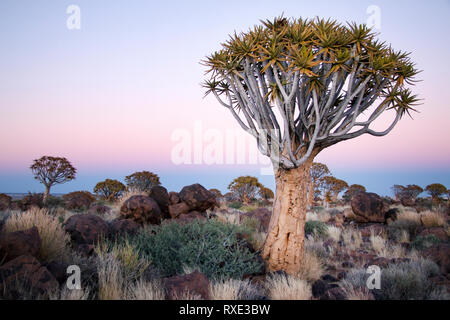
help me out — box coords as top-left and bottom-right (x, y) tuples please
(320, 176), (349, 202)
(392, 184), (406, 201)
(203, 16), (419, 274)
(309, 162), (330, 205)
(425, 183), (447, 203)
(94, 179), (126, 202)
(260, 187), (275, 201)
(228, 176), (263, 204)
(125, 171), (161, 192)
(30, 156), (76, 203)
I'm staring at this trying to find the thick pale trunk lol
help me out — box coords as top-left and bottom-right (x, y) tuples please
(262, 157), (314, 275)
(308, 180), (315, 207)
(43, 185), (51, 204)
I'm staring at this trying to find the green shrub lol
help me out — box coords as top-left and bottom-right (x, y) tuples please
(128, 220), (263, 280)
(305, 221), (328, 238)
(228, 202), (243, 209)
(45, 196), (64, 208)
(342, 259), (448, 300)
(411, 234), (442, 250)
(312, 206), (324, 213)
(381, 259), (446, 300)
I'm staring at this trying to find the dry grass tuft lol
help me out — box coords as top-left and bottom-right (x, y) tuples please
(327, 225), (341, 242)
(420, 211), (446, 228)
(126, 279), (165, 300)
(298, 248), (325, 281)
(265, 273), (311, 300)
(340, 280), (373, 300)
(342, 229), (363, 251)
(210, 279), (260, 300)
(2, 207), (70, 262)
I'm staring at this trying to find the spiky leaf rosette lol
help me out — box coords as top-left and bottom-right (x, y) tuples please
(203, 16), (420, 169)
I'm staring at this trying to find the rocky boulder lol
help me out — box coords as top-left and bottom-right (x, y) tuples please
(149, 186), (171, 219)
(0, 193), (12, 211)
(169, 192), (180, 205)
(351, 192), (388, 223)
(0, 227), (41, 263)
(120, 195), (162, 225)
(168, 202), (190, 219)
(240, 208), (272, 232)
(88, 204), (111, 215)
(417, 227), (448, 242)
(109, 219), (140, 238)
(0, 255), (58, 297)
(422, 244), (450, 275)
(64, 214), (110, 245)
(175, 212), (207, 224)
(178, 184), (216, 212)
(164, 270), (211, 300)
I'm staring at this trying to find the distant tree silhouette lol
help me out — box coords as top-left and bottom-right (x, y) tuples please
(125, 171), (161, 192)
(94, 179), (126, 201)
(30, 156), (76, 203)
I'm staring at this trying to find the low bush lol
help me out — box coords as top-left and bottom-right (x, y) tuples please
(305, 220), (328, 238)
(228, 202), (243, 209)
(128, 220), (264, 280)
(411, 234), (442, 250)
(342, 259), (448, 300)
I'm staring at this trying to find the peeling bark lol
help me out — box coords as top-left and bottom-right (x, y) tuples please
(262, 156), (315, 274)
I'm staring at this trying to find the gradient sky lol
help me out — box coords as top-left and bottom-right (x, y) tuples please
(0, 0), (449, 196)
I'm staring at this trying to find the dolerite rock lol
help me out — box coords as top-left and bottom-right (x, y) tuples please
(422, 244), (450, 275)
(178, 184), (216, 212)
(88, 204), (111, 215)
(312, 279), (329, 298)
(169, 192), (180, 205)
(351, 192), (388, 223)
(64, 214), (110, 245)
(319, 287), (347, 300)
(43, 261), (69, 285)
(168, 202), (190, 219)
(175, 212), (207, 224)
(0, 255), (58, 297)
(0, 193), (12, 211)
(240, 208), (272, 232)
(417, 227), (448, 242)
(149, 186), (171, 219)
(120, 195), (162, 225)
(164, 270), (211, 300)
(109, 219), (140, 238)
(0, 227), (41, 263)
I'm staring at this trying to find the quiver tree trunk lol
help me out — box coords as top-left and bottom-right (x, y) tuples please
(43, 185), (51, 204)
(262, 156), (314, 275)
(308, 178), (314, 207)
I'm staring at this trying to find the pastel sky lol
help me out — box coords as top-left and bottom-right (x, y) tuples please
(0, 0), (449, 196)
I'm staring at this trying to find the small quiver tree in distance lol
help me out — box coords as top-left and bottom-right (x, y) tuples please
(203, 16), (420, 274)
(425, 183), (447, 203)
(94, 179), (126, 202)
(309, 162), (330, 206)
(125, 171), (161, 193)
(228, 176), (263, 205)
(30, 156), (76, 204)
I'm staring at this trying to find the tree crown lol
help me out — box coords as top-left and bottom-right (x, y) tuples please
(94, 179), (126, 201)
(30, 156), (76, 187)
(203, 16), (420, 169)
(125, 171), (161, 192)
